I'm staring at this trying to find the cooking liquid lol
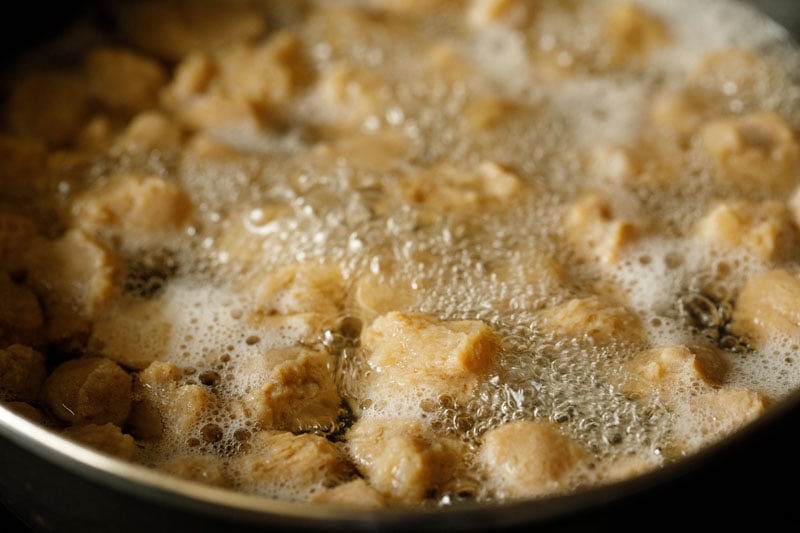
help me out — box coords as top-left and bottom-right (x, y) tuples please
(5, 0), (800, 504)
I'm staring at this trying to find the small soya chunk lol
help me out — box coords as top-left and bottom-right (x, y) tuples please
(346, 417), (464, 503)
(61, 423), (138, 461)
(24, 229), (124, 343)
(399, 161), (523, 213)
(668, 387), (771, 456)
(4, 71), (89, 146)
(308, 478), (387, 507)
(88, 296), (174, 370)
(112, 111), (182, 154)
(85, 46), (167, 115)
(603, 2), (668, 67)
(229, 430), (353, 501)
(621, 344), (729, 399)
(128, 361), (216, 441)
(114, 0), (266, 62)
(694, 200), (799, 263)
(0, 211), (36, 265)
(467, 0), (536, 29)
(69, 174), (193, 249)
(162, 454), (229, 487)
(0, 272), (44, 347)
(564, 190), (642, 265)
(248, 262), (346, 340)
(478, 420), (585, 500)
(730, 269), (800, 350)
(537, 295), (644, 345)
(360, 311), (500, 404)
(0, 344), (46, 402)
(243, 346), (342, 433)
(701, 111), (800, 195)
(40, 357), (132, 426)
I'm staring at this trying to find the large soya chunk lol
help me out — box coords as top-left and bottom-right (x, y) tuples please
(228, 430), (353, 501)
(346, 416), (464, 503)
(360, 311), (500, 405)
(477, 420), (585, 500)
(730, 269), (800, 350)
(40, 357), (132, 426)
(242, 346), (342, 433)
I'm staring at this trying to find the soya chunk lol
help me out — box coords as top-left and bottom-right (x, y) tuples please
(4, 71), (89, 146)
(40, 357), (132, 426)
(669, 387), (771, 456)
(128, 361), (216, 442)
(701, 111), (800, 195)
(694, 200), (799, 263)
(399, 161), (524, 213)
(229, 430), (353, 501)
(537, 295), (644, 345)
(564, 190), (642, 265)
(360, 312), (500, 404)
(346, 417), (464, 503)
(621, 344), (729, 399)
(0, 272), (43, 347)
(61, 423), (137, 461)
(467, 0), (536, 29)
(69, 174), (193, 249)
(248, 262), (346, 340)
(309, 478), (387, 507)
(477, 420), (585, 500)
(162, 454), (229, 487)
(88, 296), (173, 370)
(114, 0), (266, 62)
(24, 230), (123, 343)
(603, 3), (668, 67)
(730, 269), (800, 350)
(243, 346), (342, 433)
(85, 46), (167, 115)
(0, 344), (46, 402)
(216, 32), (312, 112)
(112, 111), (182, 154)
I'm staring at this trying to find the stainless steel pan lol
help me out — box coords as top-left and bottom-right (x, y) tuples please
(2, 1), (800, 531)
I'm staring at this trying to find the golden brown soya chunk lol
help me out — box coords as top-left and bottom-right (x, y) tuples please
(360, 311), (500, 405)
(730, 269), (800, 350)
(85, 46), (168, 116)
(621, 344), (729, 399)
(24, 229), (124, 344)
(346, 417), (463, 504)
(229, 430), (353, 501)
(61, 423), (137, 461)
(0, 272), (43, 348)
(693, 200), (799, 263)
(3, 71), (89, 146)
(537, 295), (645, 346)
(477, 420), (585, 500)
(128, 361), (216, 441)
(309, 478), (387, 507)
(701, 111), (800, 196)
(621, 344), (770, 456)
(248, 262), (346, 341)
(88, 296), (174, 371)
(69, 174), (194, 250)
(40, 357), (132, 427)
(161, 454), (229, 487)
(0, 344), (46, 402)
(563, 190), (643, 266)
(398, 161), (524, 213)
(112, 0), (267, 62)
(467, 0), (537, 29)
(602, 2), (668, 68)
(242, 346), (342, 433)
(112, 111), (183, 155)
